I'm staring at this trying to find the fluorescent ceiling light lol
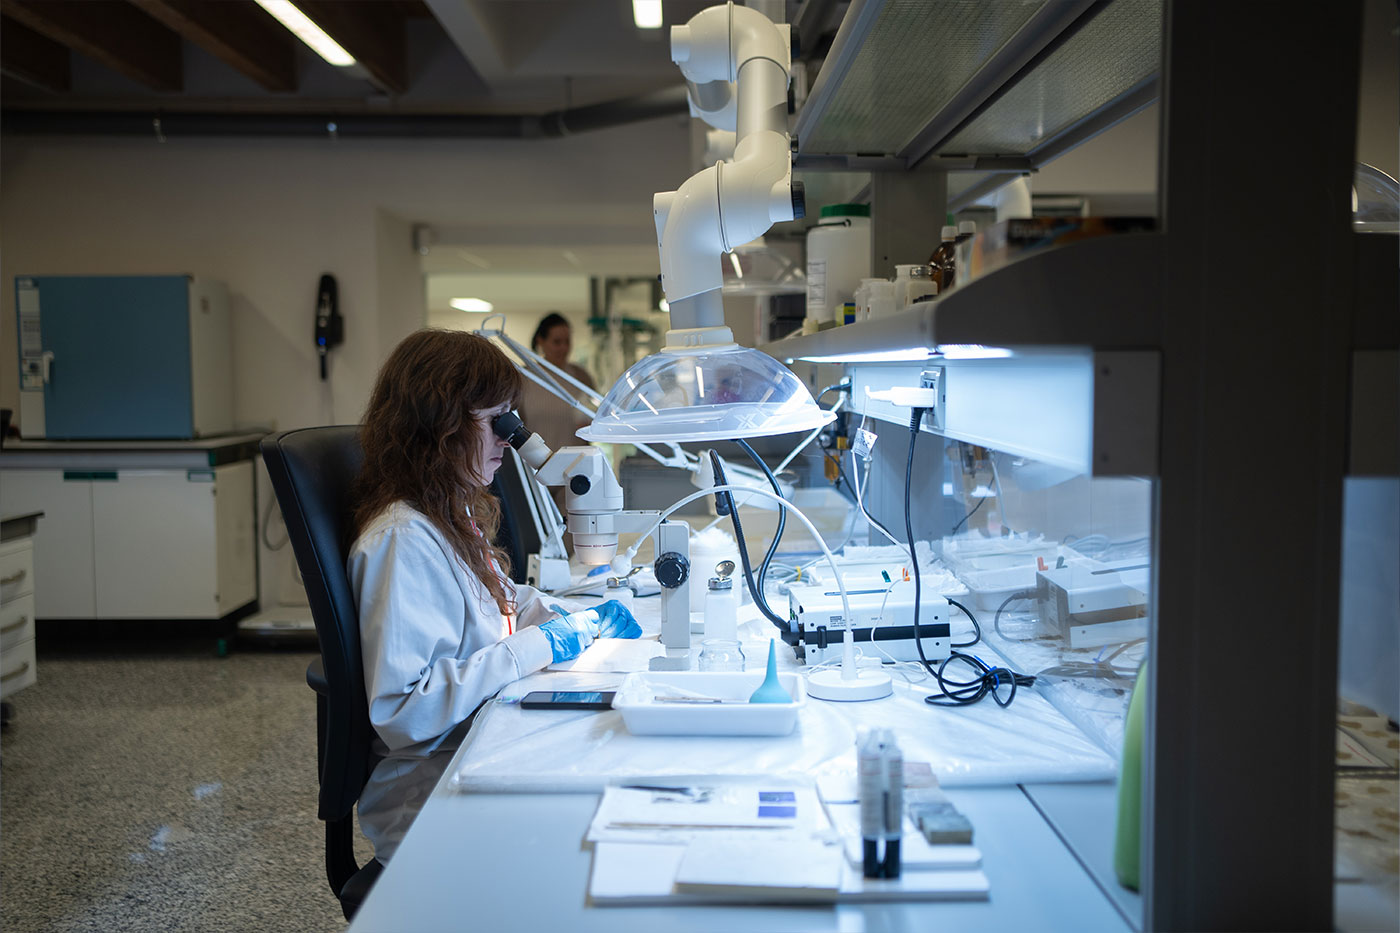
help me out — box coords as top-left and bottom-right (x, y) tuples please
(255, 0), (356, 66)
(796, 347), (934, 364)
(633, 0), (663, 29)
(450, 297), (494, 313)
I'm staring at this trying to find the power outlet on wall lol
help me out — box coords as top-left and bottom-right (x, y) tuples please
(920, 366), (946, 431)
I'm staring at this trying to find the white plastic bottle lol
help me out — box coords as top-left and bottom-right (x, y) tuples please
(892, 264), (936, 311)
(805, 203), (871, 327)
(703, 575), (739, 642)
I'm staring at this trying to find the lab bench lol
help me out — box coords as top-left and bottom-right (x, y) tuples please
(349, 785), (1134, 933)
(347, 599), (1142, 931)
(0, 433), (262, 622)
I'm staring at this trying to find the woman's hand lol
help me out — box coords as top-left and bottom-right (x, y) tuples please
(592, 599), (641, 639)
(538, 608), (599, 662)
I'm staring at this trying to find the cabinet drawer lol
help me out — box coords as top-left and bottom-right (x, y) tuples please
(0, 542), (35, 603)
(0, 595), (35, 652)
(0, 637), (36, 698)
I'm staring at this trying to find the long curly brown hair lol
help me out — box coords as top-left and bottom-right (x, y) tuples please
(352, 329), (523, 616)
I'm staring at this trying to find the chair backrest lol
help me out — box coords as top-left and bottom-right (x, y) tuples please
(489, 447), (543, 584)
(261, 426), (371, 821)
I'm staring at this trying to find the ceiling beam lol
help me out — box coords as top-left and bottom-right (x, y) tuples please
(0, 15), (71, 92)
(296, 0), (408, 94)
(422, 0), (507, 85)
(129, 0), (296, 93)
(0, 0), (181, 92)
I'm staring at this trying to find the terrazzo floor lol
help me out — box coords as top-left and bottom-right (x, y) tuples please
(1, 623), (372, 932)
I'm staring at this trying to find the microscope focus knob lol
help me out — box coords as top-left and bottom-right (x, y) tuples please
(653, 552), (690, 589)
(569, 475), (591, 495)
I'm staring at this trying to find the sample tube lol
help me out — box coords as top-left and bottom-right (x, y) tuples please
(857, 730), (884, 878)
(882, 734), (903, 878)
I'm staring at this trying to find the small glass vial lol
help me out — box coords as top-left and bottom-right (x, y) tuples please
(698, 640), (746, 672)
(704, 575), (738, 642)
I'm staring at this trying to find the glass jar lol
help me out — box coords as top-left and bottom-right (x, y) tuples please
(698, 639), (746, 672)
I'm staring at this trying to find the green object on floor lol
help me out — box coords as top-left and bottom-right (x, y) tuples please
(748, 640), (791, 703)
(1113, 660), (1148, 891)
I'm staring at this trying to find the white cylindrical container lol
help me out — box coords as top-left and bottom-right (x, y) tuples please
(805, 204), (872, 325)
(603, 578), (635, 614)
(867, 280), (898, 319)
(688, 527), (741, 611)
(703, 576), (739, 642)
(893, 264), (935, 311)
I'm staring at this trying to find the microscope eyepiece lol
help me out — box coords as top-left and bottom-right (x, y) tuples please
(490, 411), (531, 449)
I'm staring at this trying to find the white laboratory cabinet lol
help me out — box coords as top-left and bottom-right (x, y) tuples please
(0, 514), (41, 698)
(0, 436), (260, 621)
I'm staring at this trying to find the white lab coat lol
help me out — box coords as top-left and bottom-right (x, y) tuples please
(347, 500), (579, 861)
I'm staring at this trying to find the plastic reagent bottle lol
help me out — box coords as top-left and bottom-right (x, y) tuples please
(703, 574), (738, 642)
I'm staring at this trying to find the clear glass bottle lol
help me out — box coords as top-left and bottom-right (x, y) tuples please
(698, 639), (746, 672)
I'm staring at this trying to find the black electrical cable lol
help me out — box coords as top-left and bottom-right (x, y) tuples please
(950, 495), (985, 535)
(901, 409), (1031, 708)
(709, 451), (788, 631)
(993, 589), (1037, 641)
(905, 409), (940, 677)
(923, 653), (1036, 708)
(945, 597), (981, 649)
(816, 380), (849, 401)
(736, 439), (786, 608)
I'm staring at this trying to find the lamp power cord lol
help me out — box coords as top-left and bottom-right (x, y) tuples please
(901, 408), (1033, 708)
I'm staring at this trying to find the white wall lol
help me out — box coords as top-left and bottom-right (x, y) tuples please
(0, 117), (690, 606)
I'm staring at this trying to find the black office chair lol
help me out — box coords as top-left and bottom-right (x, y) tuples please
(489, 446), (545, 584)
(261, 426), (382, 920)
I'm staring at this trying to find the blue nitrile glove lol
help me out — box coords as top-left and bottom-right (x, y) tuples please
(538, 607), (600, 663)
(592, 599), (642, 639)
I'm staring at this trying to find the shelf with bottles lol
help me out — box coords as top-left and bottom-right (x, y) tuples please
(761, 231), (1166, 364)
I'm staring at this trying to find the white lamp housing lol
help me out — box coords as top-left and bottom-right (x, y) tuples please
(652, 2), (799, 306)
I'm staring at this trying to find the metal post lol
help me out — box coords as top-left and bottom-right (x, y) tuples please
(1146, 1), (1362, 928)
(869, 168), (947, 275)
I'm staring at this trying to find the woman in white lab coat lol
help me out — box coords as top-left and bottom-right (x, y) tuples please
(347, 329), (639, 862)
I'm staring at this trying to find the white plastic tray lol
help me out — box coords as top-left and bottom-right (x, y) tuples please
(612, 671), (806, 736)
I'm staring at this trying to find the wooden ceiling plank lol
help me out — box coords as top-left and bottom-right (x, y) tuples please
(296, 0), (407, 94)
(0, 15), (71, 92)
(0, 0), (181, 91)
(130, 0), (296, 93)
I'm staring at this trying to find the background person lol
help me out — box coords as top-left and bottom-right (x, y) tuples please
(347, 329), (639, 862)
(518, 312), (597, 453)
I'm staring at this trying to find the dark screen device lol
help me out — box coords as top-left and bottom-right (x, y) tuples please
(519, 690), (616, 710)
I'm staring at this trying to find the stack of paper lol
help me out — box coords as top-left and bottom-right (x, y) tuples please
(585, 777), (990, 904)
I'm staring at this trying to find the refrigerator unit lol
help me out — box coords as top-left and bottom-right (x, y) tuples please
(15, 275), (234, 439)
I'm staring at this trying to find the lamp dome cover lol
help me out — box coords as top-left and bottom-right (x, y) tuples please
(577, 344), (834, 443)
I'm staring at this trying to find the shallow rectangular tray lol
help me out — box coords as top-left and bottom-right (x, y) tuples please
(612, 671), (806, 736)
